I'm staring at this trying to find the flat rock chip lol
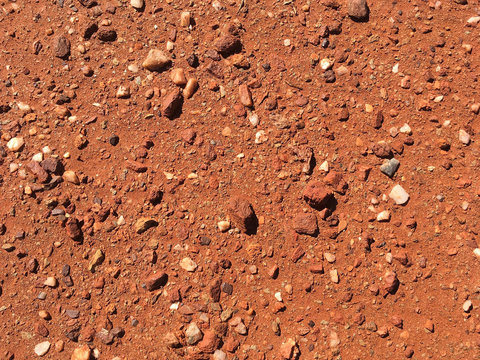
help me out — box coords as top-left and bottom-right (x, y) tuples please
(54, 36), (70, 59)
(126, 160), (147, 173)
(303, 181), (334, 210)
(145, 272), (168, 291)
(292, 213), (318, 236)
(97, 29), (117, 42)
(162, 89), (183, 119)
(228, 197), (257, 234)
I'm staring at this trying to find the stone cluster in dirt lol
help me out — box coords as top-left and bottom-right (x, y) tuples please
(0, 0), (480, 359)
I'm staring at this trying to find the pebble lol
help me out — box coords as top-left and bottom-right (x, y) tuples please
(88, 249), (104, 273)
(71, 345), (91, 360)
(474, 248), (480, 259)
(389, 184), (409, 205)
(130, 0), (144, 9)
(459, 129), (470, 145)
(330, 269), (339, 283)
(180, 11), (191, 27)
(144, 272), (167, 291)
(377, 210), (391, 222)
(424, 319), (434, 333)
(383, 271), (399, 294)
(292, 213), (318, 236)
(135, 217), (158, 234)
(180, 257), (197, 272)
(213, 350), (227, 360)
(217, 220), (230, 232)
(228, 197), (257, 234)
(215, 33), (242, 57)
(162, 89), (183, 119)
(170, 68), (187, 86)
(116, 85), (130, 99)
(34, 341), (50, 356)
(44, 276), (57, 287)
(142, 49), (171, 71)
(7, 137), (24, 152)
(303, 181), (334, 210)
(63, 170), (80, 185)
(183, 78), (198, 99)
(185, 322), (203, 345)
(348, 0), (369, 21)
(463, 300), (473, 312)
(238, 84), (253, 108)
(54, 36), (70, 59)
(380, 158), (400, 178)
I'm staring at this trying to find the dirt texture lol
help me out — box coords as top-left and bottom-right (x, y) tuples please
(0, 0), (480, 359)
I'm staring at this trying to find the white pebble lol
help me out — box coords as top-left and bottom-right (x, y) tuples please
(399, 123), (412, 134)
(389, 184), (409, 205)
(34, 341), (50, 356)
(255, 130), (267, 144)
(130, 0), (144, 9)
(473, 248), (480, 259)
(42, 146), (52, 155)
(249, 113), (259, 127)
(283, 39), (291, 46)
(386, 253), (393, 264)
(7, 137), (25, 152)
(32, 153), (43, 162)
(377, 210), (391, 222)
(180, 257), (197, 272)
(320, 58), (333, 70)
(217, 220), (230, 232)
(463, 300), (473, 312)
(392, 63), (399, 73)
(274, 292), (283, 302)
(459, 129), (470, 145)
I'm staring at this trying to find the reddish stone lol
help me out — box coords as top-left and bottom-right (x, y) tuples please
(228, 197), (257, 234)
(292, 213), (318, 236)
(303, 181), (334, 210)
(26, 161), (49, 183)
(144, 272), (168, 291)
(162, 89), (183, 119)
(197, 330), (220, 353)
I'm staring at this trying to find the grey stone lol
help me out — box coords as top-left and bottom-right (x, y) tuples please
(380, 158), (400, 177)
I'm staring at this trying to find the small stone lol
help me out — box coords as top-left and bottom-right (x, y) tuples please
(279, 338), (298, 359)
(180, 11), (191, 27)
(185, 322), (203, 345)
(228, 197), (257, 234)
(170, 68), (187, 86)
(116, 85), (130, 99)
(130, 0), (144, 9)
(330, 269), (339, 283)
(162, 89), (183, 119)
(213, 350), (227, 360)
(383, 270), (399, 294)
(463, 300), (473, 312)
(142, 49), (171, 71)
(389, 184), (409, 205)
(7, 137), (24, 152)
(238, 84), (253, 108)
(303, 181), (334, 210)
(180, 257), (197, 272)
(292, 213), (318, 236)
(63, 170), (80, 185)
(197, 330), (220, 353)
(88, 249), (104, 273)
(34, 341), (50, 356)
(215, 34), (242, 56)
(424, 319), (434, 333)
(66, 217), (82, 240)
(27, 161), (49, 183)
(39, 310), (51, 320)
(71, 345), (91, 360)
(348, 0), (369, 20)
(217, 220), (230, 232)
(135, 217), (158, 234)
(380, 158), (400, 178)
(459, 129), (470, 145)
(144, 272), (167, 291)
(97, 29), (117, 42)
(44, 276), (57, 287)
(54, 36), (70, 59)
(183, 78), (198, 99)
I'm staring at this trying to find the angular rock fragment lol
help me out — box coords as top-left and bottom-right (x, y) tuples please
(144, 272), (168, 291)
(215, 34), (242, 57)
(303, 181), (334, 210)
(292, 213), (318, 236)
(142, 49), (171, 71)
(348, 0), (369, 21)
(380, 158), (400, 178)
(54, 36), (70, 59)
(162, 89), (183, 119)
(228, 197), (258, 234)
(135, 217), (158, 234)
